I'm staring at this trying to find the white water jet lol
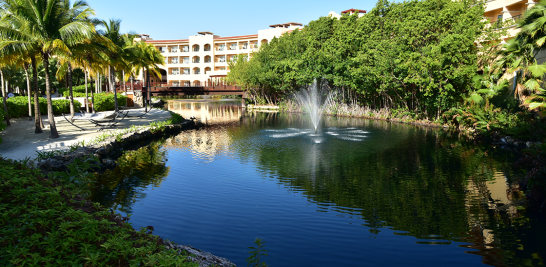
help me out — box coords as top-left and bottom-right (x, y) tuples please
(294, 80), (334, 133)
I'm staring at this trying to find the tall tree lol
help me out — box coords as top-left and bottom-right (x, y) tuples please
(98, 19), (130, 113)
(0, 0), (95, 138)
(126, 39), (164, 110)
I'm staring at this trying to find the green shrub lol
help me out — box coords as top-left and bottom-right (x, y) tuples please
(60, 84), (95, 97)
(6, 96), (81, 118)
(0, 157), (196, 266)
(93, 93), (127, 112)
(441, 105), (546, 140)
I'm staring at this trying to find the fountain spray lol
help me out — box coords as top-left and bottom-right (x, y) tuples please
(294, 80), (334, 133)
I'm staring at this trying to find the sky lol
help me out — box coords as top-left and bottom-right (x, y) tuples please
(88, 0), (378, 40)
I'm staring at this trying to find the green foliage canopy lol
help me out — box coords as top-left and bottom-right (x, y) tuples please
(228, 0), (487, 117)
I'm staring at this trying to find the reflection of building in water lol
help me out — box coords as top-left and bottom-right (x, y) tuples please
(167, 100), (243, 125)
(464, 170), (522, 266)
(163, 127), (232, 162)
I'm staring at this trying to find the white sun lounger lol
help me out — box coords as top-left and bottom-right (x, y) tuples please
(62, 111), (128, 131)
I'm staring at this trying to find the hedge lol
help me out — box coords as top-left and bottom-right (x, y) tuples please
(6, 96), (81, 118)
(60, 84), (94, 97)
(93, 93), (127, 112)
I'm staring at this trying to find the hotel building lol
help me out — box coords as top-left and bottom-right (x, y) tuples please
(142, 23), (303, 87)
(485, 0), (537, 42)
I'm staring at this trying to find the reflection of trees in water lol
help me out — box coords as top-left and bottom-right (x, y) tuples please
(230, 112), (544, 266)
(91, 142), (170, 213)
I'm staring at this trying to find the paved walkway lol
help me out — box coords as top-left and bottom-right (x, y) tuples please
(0, 108), (172, 160)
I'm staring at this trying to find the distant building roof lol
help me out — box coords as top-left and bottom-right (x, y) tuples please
(197, 31), (214, 35)
(341, 8), (366, 14)
(283, 22), (303, 26)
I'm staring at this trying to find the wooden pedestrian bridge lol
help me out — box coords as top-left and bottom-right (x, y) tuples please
(141, 81), (247, 98)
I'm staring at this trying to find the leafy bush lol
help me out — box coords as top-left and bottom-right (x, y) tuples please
(60, 84), (95, 97)
(0, 157), (196, 266)
(93, 93), (127, 112)
(6, 96), (81, 118)
(442, 105), (546, 140)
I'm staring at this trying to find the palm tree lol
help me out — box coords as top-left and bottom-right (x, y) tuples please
(127, 39), (164, 111)
(496, 0), (546, 109)
(0, 0), (95, 138)
(62, 35), (109, 113)
(98, 19), (129, 113)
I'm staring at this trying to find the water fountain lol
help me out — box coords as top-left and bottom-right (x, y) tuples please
(294, 80), (334, 133)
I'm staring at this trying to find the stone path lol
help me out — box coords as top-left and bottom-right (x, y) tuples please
(0, 108), (171, 160)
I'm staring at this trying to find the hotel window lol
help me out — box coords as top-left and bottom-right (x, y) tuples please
(218, 44), (225, 51)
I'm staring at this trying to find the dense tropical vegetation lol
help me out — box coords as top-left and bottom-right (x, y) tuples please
(0, 0), (164, 139)
(227, 0), (546, 201)
(227, 0), (545, 129)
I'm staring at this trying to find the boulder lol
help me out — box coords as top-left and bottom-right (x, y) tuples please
(167, 243), (236, 267)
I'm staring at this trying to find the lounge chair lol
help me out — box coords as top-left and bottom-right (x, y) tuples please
(62, 111), (128, 131)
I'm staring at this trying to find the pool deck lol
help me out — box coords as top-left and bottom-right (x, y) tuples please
(0, 108), (172, 161)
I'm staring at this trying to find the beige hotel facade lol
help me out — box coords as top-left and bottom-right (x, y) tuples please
(485, 0), (537, 42)
(142, 22), (303, 87)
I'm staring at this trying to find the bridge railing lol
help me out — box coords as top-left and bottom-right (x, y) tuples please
(146, 81), (239, 88)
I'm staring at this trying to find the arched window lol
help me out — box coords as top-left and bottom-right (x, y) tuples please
(261, 39), (268, 45)
(204, 44), (211, 51)
(204, 67), (211, 74)
(193, 68), (200, 75)
(193, 56), (200, 63)
(204, 56), (211, 63)
(192, 44), (200, 52)
(193, 80), (200, 86)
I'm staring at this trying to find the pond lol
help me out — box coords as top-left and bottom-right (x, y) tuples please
(92, 99), (546, 267)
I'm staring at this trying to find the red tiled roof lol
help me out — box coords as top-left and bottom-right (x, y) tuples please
(146, 39), (189, 43)
(341, 8), (366, 14)
(215, 34), (258, 40)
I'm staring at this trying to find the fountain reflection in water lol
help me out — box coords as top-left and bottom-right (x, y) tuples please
(294, 80), (334, 133)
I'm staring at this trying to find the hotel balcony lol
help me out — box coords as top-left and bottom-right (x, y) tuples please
(216, 47), (225, 51)
(170, 49), (178, 53)
(170, 60), (179, 64)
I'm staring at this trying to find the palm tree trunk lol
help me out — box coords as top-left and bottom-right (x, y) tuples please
(41, 52), (59, 138)
(85, 69), (89, 113)
(110, 66), (118, 112)
(24, 64), (32, 121)
(31, 57), (43, 133)
(67, 62), (75, 117)
(91, 74), (95, 113)
(0, 68), (10, 127)
(145, 68), (149, 112)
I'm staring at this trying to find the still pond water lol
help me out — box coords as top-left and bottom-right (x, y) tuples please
(92, 100), (545, 266)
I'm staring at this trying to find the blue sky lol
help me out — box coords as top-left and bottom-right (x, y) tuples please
(89, 0), (378, 40)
